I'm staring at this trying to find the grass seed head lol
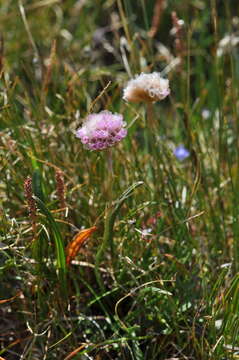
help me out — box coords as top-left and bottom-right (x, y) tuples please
(55, 169), (65, 209)
(24, 176), (37, 234)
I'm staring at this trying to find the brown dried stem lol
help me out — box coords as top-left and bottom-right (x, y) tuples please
(148, 0), (165, 38)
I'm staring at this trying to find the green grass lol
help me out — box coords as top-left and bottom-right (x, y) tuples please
(1, 0), (239, 359)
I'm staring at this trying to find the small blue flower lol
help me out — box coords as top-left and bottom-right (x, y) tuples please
(174, 145), (190, 161)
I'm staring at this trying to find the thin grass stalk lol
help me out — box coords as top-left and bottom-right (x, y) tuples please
(224, 2), (239, 272)
(210, 0), (228, 253)
(95, 181), (143, 292)
(95, 206), (119, 293)
(0, 33), (4, 74)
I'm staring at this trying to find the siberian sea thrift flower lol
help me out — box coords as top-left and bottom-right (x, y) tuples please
(76, 110), (127, 151)
(123, 72), (170, 103)
(174, 145), (190, 161)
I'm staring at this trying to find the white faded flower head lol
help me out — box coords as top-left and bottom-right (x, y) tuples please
(123, 72), (170, 103)
(217, 34), (239, 57)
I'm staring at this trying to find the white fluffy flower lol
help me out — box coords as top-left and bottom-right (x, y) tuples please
(217, 34), (239, 57)
(123, 72), (170, 103)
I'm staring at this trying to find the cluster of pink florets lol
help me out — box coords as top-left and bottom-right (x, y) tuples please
(76, 110), (127, 151)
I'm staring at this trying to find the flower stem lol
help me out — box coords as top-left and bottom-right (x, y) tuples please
(146, 102), (155, 181)
(95, 205), (115, 293)
(95, 148), (115, 292)
(107, 148), (113, 207)
(147, 102), (154, 129)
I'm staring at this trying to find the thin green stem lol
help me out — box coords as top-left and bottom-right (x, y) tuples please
(95, 149), (115, 292)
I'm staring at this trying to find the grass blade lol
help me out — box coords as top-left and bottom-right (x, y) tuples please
(33, 196), (67, 292)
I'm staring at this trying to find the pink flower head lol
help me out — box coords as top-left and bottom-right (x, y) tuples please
(76, 110), (127, 151)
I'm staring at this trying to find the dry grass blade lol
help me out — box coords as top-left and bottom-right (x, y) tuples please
(88, 81), (111, 114)
(18, 0), (40, 64)
(42, 39), (57, 96)
(64, 344), (87, 360)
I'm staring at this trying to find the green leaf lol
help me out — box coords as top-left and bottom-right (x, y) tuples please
(33, 196), (67, 292)
(32, 168), (45, 202)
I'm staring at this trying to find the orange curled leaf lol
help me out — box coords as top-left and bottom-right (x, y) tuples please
(66, 226), (97, 265)
(0, 291), (22, 304)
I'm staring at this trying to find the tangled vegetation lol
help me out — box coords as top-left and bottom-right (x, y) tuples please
(0, 0), (239, 359)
